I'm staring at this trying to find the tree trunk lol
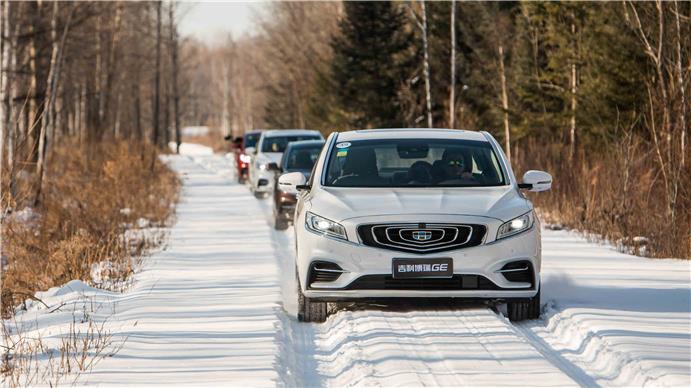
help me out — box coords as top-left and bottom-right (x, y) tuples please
(0, 0), (7, 181)
(152, 1), (162, 149)
(222, 61), (230, 137)
(673, 0), (686, 169)
(569, 18), (578, 159)
(498, 44), (511, 161)
(34, 1), (59, 205)
(170, 2), (181, 154)
(449, 0), (456, 129)
(28, 1), (41, 163)
(420, 0), (432, 128)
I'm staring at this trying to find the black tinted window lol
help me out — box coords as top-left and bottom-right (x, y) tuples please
(245, 133), (260, 148)
(285, 146), (322, 171)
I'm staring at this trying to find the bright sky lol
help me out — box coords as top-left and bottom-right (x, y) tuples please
(178, 1), (266, 45)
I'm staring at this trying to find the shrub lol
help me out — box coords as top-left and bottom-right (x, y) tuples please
(1, 139), (180, 317)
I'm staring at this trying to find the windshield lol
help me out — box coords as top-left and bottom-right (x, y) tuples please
(324, 138), (506, 187)
(285, 145), (322, 171)
(244, 133), (260, 148)
(261, 135), (321, 153)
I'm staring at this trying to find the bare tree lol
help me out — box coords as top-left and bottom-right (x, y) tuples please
(449, 0), (456, 129)
(498, 44), (511, 161)
(0, 0), (8, 180)
(152, 1), (162, 148)
(169, 2), (181, 153)
(34, 2), (74, 204)
(412, 0), (433, 128)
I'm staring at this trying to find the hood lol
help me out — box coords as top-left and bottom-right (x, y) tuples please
(257, 152), (283, 164)
(310, 186), (530, 222)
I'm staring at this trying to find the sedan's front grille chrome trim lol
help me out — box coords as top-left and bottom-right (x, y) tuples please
(358, 223), (486, 254)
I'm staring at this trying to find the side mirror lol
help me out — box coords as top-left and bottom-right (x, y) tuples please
(278, 172), (307, 194)
(267, 162), (281, 172)
(245, 146), (256, 155)
(519, 170), (552, 192)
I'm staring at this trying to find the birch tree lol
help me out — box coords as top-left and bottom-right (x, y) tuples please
(449, 0), (456, 129)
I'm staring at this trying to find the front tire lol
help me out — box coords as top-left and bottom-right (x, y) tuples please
(274, 216), (289, 230)
(297, 275), (328, 323)
(507, 287), (541, 322)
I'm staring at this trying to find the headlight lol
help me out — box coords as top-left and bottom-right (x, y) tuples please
(258, 163), (268, 170)
(496, 212), (533, 240)
(305, 212), (347, 240)
(239, 154), (251, 163)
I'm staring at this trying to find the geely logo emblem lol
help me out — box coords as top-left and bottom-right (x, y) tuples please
(412, 230), (432, 241)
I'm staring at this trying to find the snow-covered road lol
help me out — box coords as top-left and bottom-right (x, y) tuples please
(14, 149), (690, 386)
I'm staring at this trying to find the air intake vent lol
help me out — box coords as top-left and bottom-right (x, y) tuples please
(357, 223), (486, 254)
(498, 261), (534, 285)
(345, 275), (519, 291)
(308, 261), (344, 285)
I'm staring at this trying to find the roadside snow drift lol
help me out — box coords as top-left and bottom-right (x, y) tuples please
(8, 146), (689, 387)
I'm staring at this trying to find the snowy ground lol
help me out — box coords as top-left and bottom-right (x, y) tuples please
(7, 146), (690, 386)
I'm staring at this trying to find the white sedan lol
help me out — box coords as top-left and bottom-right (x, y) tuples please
(246, 129), (323, 198)
(278, 128), (552, 322)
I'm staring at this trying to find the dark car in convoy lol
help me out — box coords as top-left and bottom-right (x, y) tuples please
(268, 139), (325, 230)
(230, 130), (262, 183)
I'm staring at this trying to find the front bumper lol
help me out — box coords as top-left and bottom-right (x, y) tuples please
(296, 216), (541, 300)
(274, 191), (297, 220)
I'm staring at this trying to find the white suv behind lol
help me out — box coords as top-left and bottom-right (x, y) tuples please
(246, 129), (323, 198)
(278, 128), (552, 322)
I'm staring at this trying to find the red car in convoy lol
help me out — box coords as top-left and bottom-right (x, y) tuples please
(229, 130), (262, 183)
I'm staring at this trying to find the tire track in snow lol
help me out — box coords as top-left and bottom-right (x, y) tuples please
(512, 319), (599, 386)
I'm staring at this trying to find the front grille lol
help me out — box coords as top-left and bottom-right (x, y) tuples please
(308, 261), (344, 285)
(357, 223), (486, 254)
(346, 274), (520, 291)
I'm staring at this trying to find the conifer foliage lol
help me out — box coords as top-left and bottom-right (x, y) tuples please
(331, 1), (414, 129)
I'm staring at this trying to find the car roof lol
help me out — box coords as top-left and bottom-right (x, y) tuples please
(261, 129), (322, 138)
(334, 128), (489, 142)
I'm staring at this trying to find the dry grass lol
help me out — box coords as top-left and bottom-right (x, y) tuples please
(1, 139), (180, 317)
(513, 137), (690, 259)
(2, 296), (123, 387)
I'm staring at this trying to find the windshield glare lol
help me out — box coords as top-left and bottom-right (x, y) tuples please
(261, 135), (321, 153)
(324, 139), (506, 187)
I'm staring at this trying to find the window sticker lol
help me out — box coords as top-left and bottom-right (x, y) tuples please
(336, 142), (351, 149)
(336, 149), (348, 157)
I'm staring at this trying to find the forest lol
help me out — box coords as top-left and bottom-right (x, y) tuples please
(0, 1), (689, 314)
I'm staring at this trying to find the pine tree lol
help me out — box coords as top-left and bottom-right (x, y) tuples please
(331, 1), (414, 129)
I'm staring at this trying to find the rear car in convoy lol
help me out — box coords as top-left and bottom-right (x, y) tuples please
(247, 129), (323, 198)
(229, 130), (262, 184)
(269, 140), (325, 230)
(278, 128), (552, 322)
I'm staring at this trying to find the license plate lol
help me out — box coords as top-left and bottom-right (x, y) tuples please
(392, 258), (453, 279)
